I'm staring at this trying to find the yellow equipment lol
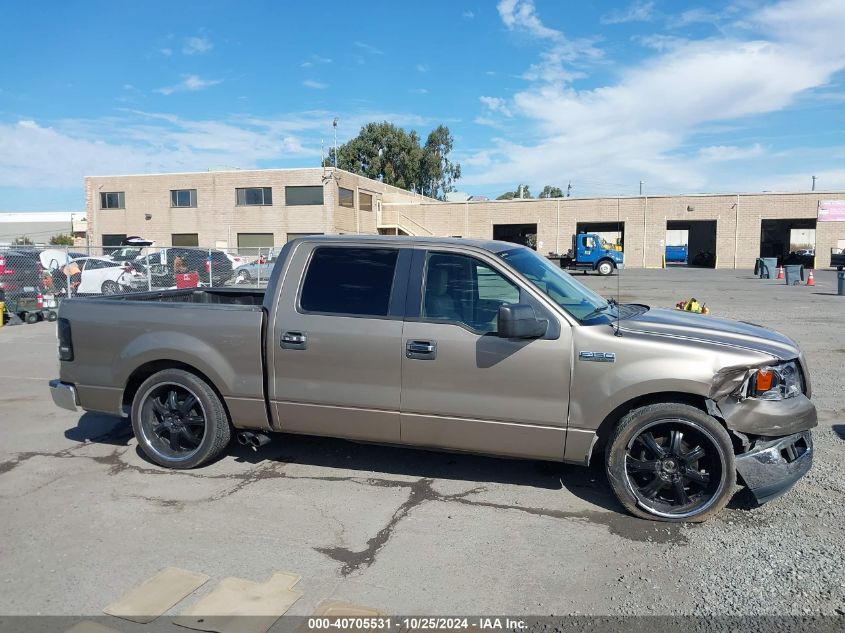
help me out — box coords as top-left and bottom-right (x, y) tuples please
(675, 298), (710, 315)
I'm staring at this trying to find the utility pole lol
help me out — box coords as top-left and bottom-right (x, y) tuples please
(812, 175), (817, 191)
(566, 181), (571, 197)
(639, 180), (645, 196)
(332, 118), (338, 168)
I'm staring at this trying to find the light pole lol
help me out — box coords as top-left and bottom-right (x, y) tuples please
(812, 175), (817, 191)
(332, 118), (338, 168)
(639, 180), (644, 196)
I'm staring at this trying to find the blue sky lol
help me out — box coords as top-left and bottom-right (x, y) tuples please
(2, 0), (845, 210)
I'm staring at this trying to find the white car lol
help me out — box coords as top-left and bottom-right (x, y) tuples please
(73, 257), (146, 295)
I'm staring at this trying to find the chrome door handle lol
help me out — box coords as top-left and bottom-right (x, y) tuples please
(406, 339), (436, 359)
(281, 331), (307, 350)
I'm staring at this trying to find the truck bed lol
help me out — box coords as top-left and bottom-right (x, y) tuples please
(57, 287), (268, 427)
(99, 287), (265, 305)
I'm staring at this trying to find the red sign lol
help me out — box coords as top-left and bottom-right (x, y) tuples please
(818, 200), (845, 222)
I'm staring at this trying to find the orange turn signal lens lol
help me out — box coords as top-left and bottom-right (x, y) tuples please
(756, 369), (774, 392)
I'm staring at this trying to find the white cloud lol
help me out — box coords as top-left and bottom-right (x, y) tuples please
(354, 41), (383, 55)
(462, 0), (845, 194)
(159, 47), (173, 56)
(462, 10), (475, 19)
(497, 0), (562, 40)
(0, 115), (310, 189)
(497, 0), (602, 83)
(0, 109), (440, 192)
(479, 96), (512, 117)
(154, 75), (222, 95)
(183, 35), (213, 55)
(302, 79), (328, 89)
(697, 144), (765, 162)
(601, 1), (654, 25)
(409, 88), (429, 94)
(416, 63), (429, 73)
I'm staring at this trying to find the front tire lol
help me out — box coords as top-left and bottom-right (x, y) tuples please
(597, 260), (614, 276)
(605, 403), (735, 522)
(131, 369), (231, 469)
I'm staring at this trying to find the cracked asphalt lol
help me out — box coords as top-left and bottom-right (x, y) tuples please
(0, 268), (842, 617)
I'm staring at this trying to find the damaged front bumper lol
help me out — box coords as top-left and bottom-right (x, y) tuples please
(735, 431), (813, 504)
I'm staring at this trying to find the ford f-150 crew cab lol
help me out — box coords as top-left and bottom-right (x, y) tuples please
(50, 236), (816, 522)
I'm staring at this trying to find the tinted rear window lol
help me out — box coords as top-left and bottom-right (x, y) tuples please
(300, 247), (398, 317)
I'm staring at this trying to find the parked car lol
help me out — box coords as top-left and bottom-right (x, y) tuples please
(234, 252), (278, 283)
(830, 248), (845, 271)
(0, 250), (44, 295)
(51, 236), (815, 522)
(72, 257), (146, 295)
(143, 248), (234, 287)
(224, 252), (257, 269)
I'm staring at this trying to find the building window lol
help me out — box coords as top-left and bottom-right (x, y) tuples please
(236, 187), (273, 206)
(286, 233), (324, 242)
(285, 185), (324, 206)
(171, 189), (197, 208)
(360, 192), (373, 212)
(339, 187), (355, 208)
(300, 247), (398, 317)
(238, 233), (273, 255)
(101, 233), (127, 254)
(172, 233), (199, 247)
(100, 192), (125, 209)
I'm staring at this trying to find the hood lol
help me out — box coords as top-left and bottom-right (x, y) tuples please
(620, 307), (800, 360)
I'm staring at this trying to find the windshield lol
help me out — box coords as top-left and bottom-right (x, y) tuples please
(497, 247), (613, 322)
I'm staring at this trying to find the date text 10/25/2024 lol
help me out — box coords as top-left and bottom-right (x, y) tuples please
(307, 617), (528, 630)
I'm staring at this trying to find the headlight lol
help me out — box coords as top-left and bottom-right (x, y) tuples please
(749, 361), (803, 400)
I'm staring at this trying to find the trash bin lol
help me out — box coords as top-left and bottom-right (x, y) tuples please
(783, 264), (804, 286)
(757, 257), (778, 279)
(838, 271), (845, 296)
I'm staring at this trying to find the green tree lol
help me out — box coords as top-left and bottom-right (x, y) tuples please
(539, 185), (564, 198)
(13, 236), (33, 245)
(325, 121), (461, 200)
(496, 184), (532, 200)
(49, 234), (74, 246)
(420, 125), (462, 200)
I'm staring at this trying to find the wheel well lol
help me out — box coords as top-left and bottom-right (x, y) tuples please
(596, 257), (616, 268)
(592, 391), (708, 454)
(122, 360), (230, 420)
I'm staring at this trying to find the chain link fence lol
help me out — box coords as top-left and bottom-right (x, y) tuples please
(1, 245), (276, 324)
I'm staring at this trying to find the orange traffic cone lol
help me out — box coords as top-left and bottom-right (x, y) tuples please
(807, 270), (815, 286)
(776, 266), (784, 279)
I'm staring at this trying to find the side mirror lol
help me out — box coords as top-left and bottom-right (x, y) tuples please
(497, 303), (548, 339)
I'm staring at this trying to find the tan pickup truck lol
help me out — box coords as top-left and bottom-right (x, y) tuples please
(50, 236), (816, 522)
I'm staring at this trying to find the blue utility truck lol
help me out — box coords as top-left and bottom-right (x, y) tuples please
(553, 233), (624, 276)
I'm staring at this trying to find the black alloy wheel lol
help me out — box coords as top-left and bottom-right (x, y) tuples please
(624, 420), (724, 518)
(139, 383), (206, 460)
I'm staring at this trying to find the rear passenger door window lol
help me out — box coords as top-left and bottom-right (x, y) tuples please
(300, 247), (399, 317)
(422, 252), (520, 333)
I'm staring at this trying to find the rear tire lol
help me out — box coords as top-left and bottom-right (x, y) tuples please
(25, 312), (39, 324)
(131, 369), (231, 469)
(102, 280), (120, 294)
(605, 402), (735, 522)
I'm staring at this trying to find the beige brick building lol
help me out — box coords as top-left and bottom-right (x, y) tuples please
(86, 167), (845, 268)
